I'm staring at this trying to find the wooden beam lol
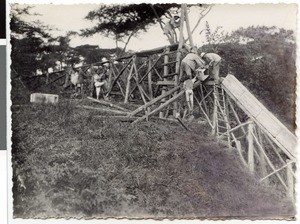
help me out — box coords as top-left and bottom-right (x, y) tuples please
(260, 160), (294, 182)
(129, 54), (163, 96)
(148, 57), (153, 99)
(156, 80), (176, 85)
(87, 97), (129, 112)
(247, 121), (255, 173)
(107, 57), (133, 95)
(160, 47), (170, 118)
(110, 65), (125, 97)
(46, 73), (66, 86)
(133, 60), (147, 104)
(93, 115), (138, 122)
(286, 160), (295, 200)
(228, 99), (247, 135)
(133, 90), (185, 124)
(231, 133), (248, 167)
(124, 63), (134, 104)
(252, 132), (288, 190)
(183, 4), (194, 47)
(77, 105), (129, 115)
(128, 86), (181, 117)
(194, 94), (213, 128)
(176, 117), (191, 131)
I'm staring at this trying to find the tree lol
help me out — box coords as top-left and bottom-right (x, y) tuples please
(81, 4), (183, 55)
(202, 26), (296, 130)
(10, 5), (55, 77)
(81, 4), (212, 54)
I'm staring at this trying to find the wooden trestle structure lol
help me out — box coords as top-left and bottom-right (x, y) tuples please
(29, 4), (296, 202)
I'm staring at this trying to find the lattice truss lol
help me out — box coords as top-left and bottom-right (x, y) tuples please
(196, 83), (296, 200)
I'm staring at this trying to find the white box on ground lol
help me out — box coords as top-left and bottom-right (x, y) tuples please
(30, 93), (59, 104)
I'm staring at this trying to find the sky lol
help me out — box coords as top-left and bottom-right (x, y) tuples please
(15, 3), (298, 51)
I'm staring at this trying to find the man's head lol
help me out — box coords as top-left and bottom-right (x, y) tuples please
(190, 47), (198, 54)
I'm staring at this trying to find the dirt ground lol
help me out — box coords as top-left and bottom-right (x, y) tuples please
(11, 100), (295, 219)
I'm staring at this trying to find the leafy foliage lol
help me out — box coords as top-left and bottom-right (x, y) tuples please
(202, 26), (296, 130)
(10, 5), (55, 77)
(81, 4), (180, 40)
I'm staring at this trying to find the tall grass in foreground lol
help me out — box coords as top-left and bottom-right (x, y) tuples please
(12, 102), (294, 218)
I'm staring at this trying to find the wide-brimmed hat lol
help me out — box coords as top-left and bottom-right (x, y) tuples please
(200, 52), (206, 58)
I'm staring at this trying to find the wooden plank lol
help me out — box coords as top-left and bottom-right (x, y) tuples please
(133, 61), (147, 104)
(176, 117), (191, 131)
(133, 90), (185, 124)
(93, 115), (138, 122)
(87, 97), (129, 112)
(148, 57), (153, 99)
(160, 47), (170, 118)
(236, 92), (263, 118)
(286, 161), (295, 200)
(222, 74), (296, 159)
(128, 86), (181, 117)
(255, 110), (283, 137)
(124, 63), (134, 104)
(275, 129), (297, 155)
(77, 105), (129, 115)
(157, 81), (176, 85)
(110, 66), (125, 97)
(247, 121), (255, 173)
(222, 75), (246, 97)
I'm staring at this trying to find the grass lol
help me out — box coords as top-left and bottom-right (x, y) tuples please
(11, 101), (295, 219)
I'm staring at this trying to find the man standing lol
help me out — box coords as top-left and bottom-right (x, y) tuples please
(183, 76), (197, 113)
(200, 52), (222, 83)
(163, 16), (180, 44)
(179, 47), (206, 83)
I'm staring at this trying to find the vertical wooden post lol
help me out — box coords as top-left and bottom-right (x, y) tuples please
(256, 128), (268, 182)
(247, 120), (255, 173)
(124, 59), (134, 104)
(173, 6), (185, 116)
(183, 4), (194, 47)
(89, 65), (95, 97)
(107, 62), (113, 92)
(159, 47), (170, 118)
(286, 160), (294, 201)
(211, 85), (218, 136)
(148, 56), (153, 99)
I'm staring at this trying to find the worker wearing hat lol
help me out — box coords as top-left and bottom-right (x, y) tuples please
(200, 52), (222, 83)
(179, 47), (206, 83)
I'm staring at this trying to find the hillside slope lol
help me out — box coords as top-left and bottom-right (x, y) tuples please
(11, 100), (295, 219)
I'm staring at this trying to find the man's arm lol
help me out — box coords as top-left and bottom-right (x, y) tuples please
(195, 55), (206, 68)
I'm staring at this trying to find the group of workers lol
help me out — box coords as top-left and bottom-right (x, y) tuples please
(179, 45), (222, 115)
(65, 45), (221, 118)
(64, 65), (109, 100)
(162, 15), (222, 115)
(64, 13), (221, 118)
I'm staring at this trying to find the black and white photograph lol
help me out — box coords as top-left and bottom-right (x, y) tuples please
(9, 1), (297, 220)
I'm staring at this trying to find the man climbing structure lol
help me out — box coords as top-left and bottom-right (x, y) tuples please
(179, 47), (206, 83)
(163, 16), (180, 44)
(200, 52), (222, 83)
